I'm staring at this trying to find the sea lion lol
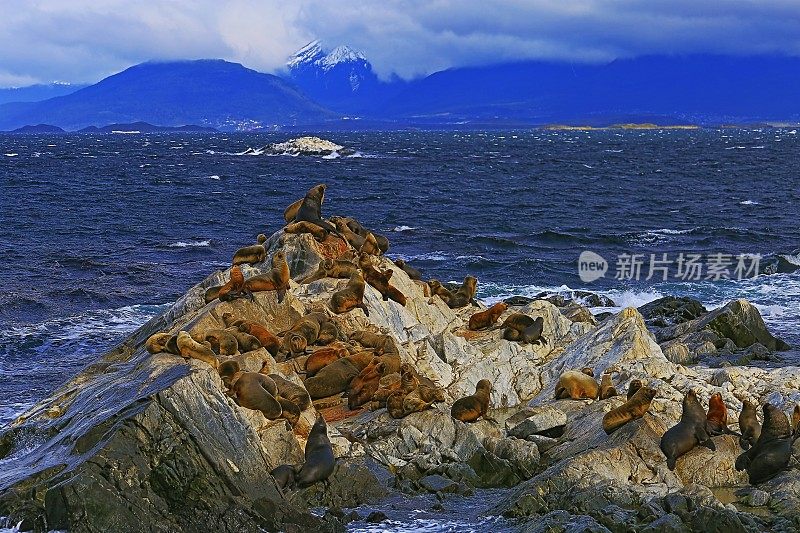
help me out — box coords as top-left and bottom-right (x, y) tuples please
(451, 379), (492, 423)
(600, 370), (618, 400)
(370, 372), (402, 409)
(428, 279), (454, 304)
(361, 260), (407, 306)
(347, 361), (387, 410)
(468, 303), (508, 331)
(330, 270), (369, 316)
(284, 220), (329, 242)
(280, 313), (326, 358)
(332, 217), (366, 249)
(295, 415), (335, 488)
(303, 357), (362, 399)
(660, 390), (716, 470)
(554, 368), (600, 400)
(270, 464), (297, 491)
(294, 184), (340, 237)
(446, 275), (478, 309)
(176, 331), (219, 368)
(706, 392), (738, 436)
(196, 328), (239, 356)
(403, 384), (445, 415)
(300, 258), (357, 284)
(511, 316), (547, 345)
(218, 360), (282, 419)
(387, 365), (420, 418)
(343, 217), (390, 253)
(305, 345), (350, 376)
(275, 396), (301, 427)
(360, 232), (382, 256)
(316, 320), (344, 345)
(221, 313), (281, 357)
(735, 403), (793, 484)
(602, 386), (656, 434)
(232, 236), (267, 266)
(217, 265), (248, 301)
(223, 327), (262, 353)
(204, 285), (222, 303)
(244, 250), (290, 302)
(494, 312), (535, 333)
(739, 400), (762, 450)
(393, 259), (422, 281)
(627, 379), (643, 400)
(146, 332), (178, 355)
(268, 374), (312, 411)
(349, 330), (399, 355)
(283, 197), (303, 223)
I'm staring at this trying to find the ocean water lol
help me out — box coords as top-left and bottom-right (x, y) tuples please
(1, 129), (799, 429)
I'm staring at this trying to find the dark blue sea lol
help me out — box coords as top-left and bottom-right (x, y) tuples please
(1, 129), (799, 433)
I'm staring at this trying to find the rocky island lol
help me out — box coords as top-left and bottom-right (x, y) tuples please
(239, 136), (354, 157)
(1, 185), (798, 533)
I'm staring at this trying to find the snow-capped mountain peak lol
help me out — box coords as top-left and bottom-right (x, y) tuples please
(320, 46), (367, 70)
(287, 42), (368, 72)
(286, 40), (325, 69)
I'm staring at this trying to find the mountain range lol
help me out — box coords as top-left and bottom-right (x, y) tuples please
(2, 43), (800, 131)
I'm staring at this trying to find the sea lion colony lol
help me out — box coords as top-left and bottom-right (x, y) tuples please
(144, 183), (799, 491)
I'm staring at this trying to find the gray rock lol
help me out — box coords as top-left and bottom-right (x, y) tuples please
(419, 474), (460, 493)
(641, 513), (689, 533)
(506, 406), (568, 438)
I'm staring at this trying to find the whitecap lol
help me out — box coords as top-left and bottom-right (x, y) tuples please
(781, 253), (800, 266)
(582, 164), (593, 168)
(391, 251), (449, 261)
(739, 200), (759, 205)
(596, 289), (664, 310)
(209, 175), (221, 180)
(168, 240), (211, 248)
(392, 225), (417, 232)
(4, 153), (18, 157)
(321, 151), (340, 159)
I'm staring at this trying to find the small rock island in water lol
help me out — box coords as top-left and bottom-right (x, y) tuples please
(0, 183), (798, 532)
(239, 136), (355, 157)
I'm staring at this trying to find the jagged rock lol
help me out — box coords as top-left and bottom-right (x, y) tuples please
(641, 513), (689, 532)
(297, 457), (389, 510)
(518, 510), (611, 532)
(418, 474), (461, 494)
(506, 406), (568, 438)
(639, 296), (707, 329)
(573, 290), (616, 308)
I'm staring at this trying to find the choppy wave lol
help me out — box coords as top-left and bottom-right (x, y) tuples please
(739, 200), (759, 205)
(392, 225), (417, 232)
(168, 240), (211, 248)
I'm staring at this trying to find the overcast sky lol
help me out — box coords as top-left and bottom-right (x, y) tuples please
(2, 0), (800, 86)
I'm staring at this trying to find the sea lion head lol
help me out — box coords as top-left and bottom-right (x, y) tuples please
(762, 403), (792, 440)
(322, 258), (334, 270)
(394, 259), (406, 268)
(581, 367), (594, 377)
(476, 379), (492, 395)
(229, 265), (243, 282)
(464, 275), (478, 291)
(288, 333), (307, 355)
(636, 386), (658, 403)
(257, 234), (267, 244)
(492, 302), (509, 313)
(218, 360), (240, 384)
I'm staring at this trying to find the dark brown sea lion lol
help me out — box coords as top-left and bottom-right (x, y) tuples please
(295, 414), (335, 488)
(305, 345), (349, 376)
(468, 302), (508, 331)
(300, 258), (357, 284)
(360, 259), (406, 306)
(243, 250), (290, 302)
(232, 235), (267, 266)
(387, 365), (420, 418)
(176, 331), (219, 368)
(792, 404), (800, 439)
(303, 357), (362, 399)
(736, 403), (793, 484)
(428, 279), (454, 304)
(627, 379), (643, 400)
(495, 312), (535, 332)
(660, 390), (716, 470)
(707, 392), (739, 436)
(602, 386), (656, 434)
(446, 276), (478, 309)
(343, 217), (390, 253)
(204, 285), (222, 303)
(393, 259), (421, 280)
(370, 372), (402, 409)
(554, 369), (600, 400)
(332, 217), (366, 249)
(294, 184), (339, 237)
(513, 316), (547, 345)
(316, 319), (344, 345)
(270, 464), (297, 491)
(268, 374), (312, 411)
(739, 399), (762, 450)
(218, 360), (282, 419)
(347, 361), (387, 409)
(223, 327), (261, 353)
(403, 383), (445, 415)
(221, 312), (281, 357)
(451, 379), (492, 423)
(284, 220), (328, 242)
(349, 330), (399, 355)
(330, 270), (369, 316)
(360, 232), (382, 256)
(280, 314), (326, 358)
(600, 370), (618, 400)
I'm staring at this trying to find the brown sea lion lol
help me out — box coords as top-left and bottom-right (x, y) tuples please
(217, 265), (247, 301)
(707, 392), (738, 436)
(349, 330), (399, 355)
(360, 232), (382, 256)
(268, 373), (312, 411)
(736, 403), (793, 484)
(294, 184), (340, 237)
(428, 279), (454, 304)
(221, 313), (281, 357)
(284, 197), (303, 223)
(468, 303), (508, 331)
(600, 370), (618, 400)
(244, 250), (290, 302)
(300, 258), (357, 284)
(370, 372), (402, 409)
(284, 220), (328, 242)
(343, 217), (390, 253)
(509, 316), (547, 345)
(204, 285), (222, 303)
(316, 319), (344, 345)
(360, 260), (407, 306)
(330, 270), (369, 316)
(451, 379), (492, 423)
(331, 217), (366, 249)
(627, 379), (643, 400)
(146, 332), (177, 355)
(295, 414), (335, 488)
(403, 384), (445, 415)
(218, 360), (282, 419)
(602, 386), (656, 434)
(280, 314), (326, 358)
(554, 369), (600, 400)
(387, 365), (420, 418)
(222, 327), (262, 353)
(660, 390), (716, 470)
(347, 361), (387, 410)
(495, 312), (535, 332)
(176, 331), (219, 368)
(196, 328), (239, 356)
(305, 345), (350, 376)
(303, 357), (362, 399)
(393, 259), (422, 280)
(739, 400), (762, 450)
(270, 464), (297, 491)
(446, 275), (478, 309)
(232, 237), (267, 266)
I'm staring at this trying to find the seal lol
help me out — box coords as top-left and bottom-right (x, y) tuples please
(244, 250), (290, 302)
(146, 332), (177, 355)
(331, 217), (365, 249)
(360, 259), (407, 306)
(739, 399), (762, 450)
(349, 330), (399, 355)
(627, 379), (643, 400)
(317, 319), (344, 345)
(599, 369), (618, 400)
(221, 312), (281, 357)
(468, 303), (508, 331)
(451, 379), (492, 423)
(360, 232), (382, 256)
(268, 373), (312, 411)
(204, 285), (222, 303)
(305, 345), (349, 376)
(195, 328), (239, 356)
(280, 313), (326, 358)
(403, 383), (445, 415)
(330, 270), (369, 316)
(793, 404), (800, 439)
(283, 197), (303, 223)
(216, 265), (248, 301)
(300, 258), (357, 284)
(707, 392), (738, 436)
(293, 184), (340, 237)
(270, 464), (297, 492)
(303, 357), (362, 399)
(218, 360), (282, 419)
(446, 275), (478, 309)
(176, 331), (219, 368)
(393, 259), (422, 280)
(232, 236), (267, 266)
(428, 279), (454, 304)
(284, 220), (329, 242)
(735, 403), (793, 484)
(347, 360), (387, 409)
(554, 368), (600, 400)
(223, 327), (262, 353)
(509, 316), (547, 345)
(387, 365), (420, 418)
(343, 217), (390, 253)
(660, 390), (716, 470)
(494, 312), (535, 332)
(602, 386), (656, 434)
(295, 414), (336, 488)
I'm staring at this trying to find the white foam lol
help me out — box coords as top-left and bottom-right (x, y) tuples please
(209, 175), (221, 180)
(739, 200), (759, 205)
(321, 151), (340, 159)
(392, 251), (449, 261)
(392, 225), (417, 232)
(781, 253), (800, 266)
(4, 153), (18, 157)
(168, 240), (211, 248)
